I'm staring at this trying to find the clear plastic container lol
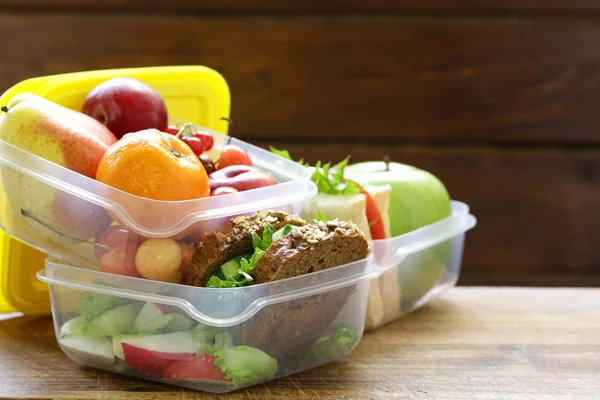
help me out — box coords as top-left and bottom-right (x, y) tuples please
(364, 201), (477, 330)
(37, 254), (379, 393)
(0, 65), (234, 314)
(0, 127), (317, 276)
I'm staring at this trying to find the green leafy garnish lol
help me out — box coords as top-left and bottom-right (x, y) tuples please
(251, 223), (274, 251)
(314, 210), (327, 223)
(301, 324), (359, 362)
(205, 250), (260, 288)
(270, 147), (361, 195)
(270, 146), (305, 166)
(206, 275), (238, 288)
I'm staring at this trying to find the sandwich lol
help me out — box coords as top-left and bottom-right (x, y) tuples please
(269, 148), (402, 330)
(181, 210), (370, 359)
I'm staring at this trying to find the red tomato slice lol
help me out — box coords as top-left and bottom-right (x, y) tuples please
(346, 179), (387, 240)
(163, 355), (230, 382)
(362, 189), (387, 240)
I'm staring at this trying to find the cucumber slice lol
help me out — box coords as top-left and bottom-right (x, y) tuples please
(220, 259), (241, 280)
(135, 314), (174, 334)
(89, 303), (141, 336)
(163, 313), (196, 333)
(133, 302), (165, 331)
(272, 224), (293, 241)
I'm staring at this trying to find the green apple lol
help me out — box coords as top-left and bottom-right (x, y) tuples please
(345, 159), (453, 306)
(345, 160), (452, 237)
(0, 93), (117, 246)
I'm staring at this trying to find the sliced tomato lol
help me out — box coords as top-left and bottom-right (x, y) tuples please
(163, 355), (230, 382)
(362, 189), (387, 240)
(346, 179), (387, 240)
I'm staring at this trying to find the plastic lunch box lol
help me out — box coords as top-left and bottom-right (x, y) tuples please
(0, 66), (476, 392)
(364, 201), (476, 330)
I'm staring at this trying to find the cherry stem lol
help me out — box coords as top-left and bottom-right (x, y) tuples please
(1, 106), (8, 113)
(175, 122), (197, 139)
(383, 155), (391, 172)
(21, 209), (110, 250)
(220, 116), (233, 127)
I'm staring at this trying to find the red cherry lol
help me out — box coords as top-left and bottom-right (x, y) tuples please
(218, 145), (253, 170)
(199, 154), (215, 174)
(194, 131), (214, 152)
(180, 136), (205, 156)
(210, 186), (239, 196)
(163, 125), (179, 135)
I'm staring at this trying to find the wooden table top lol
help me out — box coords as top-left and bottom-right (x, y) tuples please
(1, 287), (599, 399)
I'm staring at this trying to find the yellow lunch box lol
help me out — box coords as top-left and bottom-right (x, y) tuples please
(0, 65), (231, 315)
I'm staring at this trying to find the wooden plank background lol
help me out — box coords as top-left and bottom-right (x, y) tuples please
(0, 1), (598, 286)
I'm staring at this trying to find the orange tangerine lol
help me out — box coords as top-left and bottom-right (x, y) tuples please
(96, 129), (210, 201)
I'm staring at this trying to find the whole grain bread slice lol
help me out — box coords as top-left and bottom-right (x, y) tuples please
(241, 219), (370, 360)
(252, 219), (370, 284)
(181, 210), (307, 287)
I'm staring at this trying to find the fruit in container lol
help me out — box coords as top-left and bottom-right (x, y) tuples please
(199, 154), (215, 174)
(135, 238), (182, 282)
(0, 93), (117, 244)
(208, 165), (278, 192)
(344, 159), (452, 237)
(217, 144), (252, 170)
(179, 244), (196, 271)
(82, 77), (168, 139)
(165, 122), (215, 156)
(98, 241), (142, 278)
(94, 225), (140, 259)
(210, 186), (239, 197)
(96, 129), (210, 201)
(345, 158), (453, 305)
(94, 225), (142, 277)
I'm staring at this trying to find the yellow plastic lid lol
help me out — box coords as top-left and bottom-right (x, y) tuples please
(0, 65), (231, 315)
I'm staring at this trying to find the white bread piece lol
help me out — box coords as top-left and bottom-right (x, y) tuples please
(300, 192), (372, 240)
(363, 184), (392, 238)
(363, 184), (401, 325)
(364, 277), (386, 331)
(379, 267), (402, 324)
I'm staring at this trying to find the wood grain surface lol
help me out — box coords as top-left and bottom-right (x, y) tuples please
(3, 0), (600, 15)
(0, 287), (598, 399)
(3, 15), (600, 145)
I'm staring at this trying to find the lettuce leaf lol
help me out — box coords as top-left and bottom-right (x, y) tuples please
(213, 346), (278, 386)
(301, 325), (359, 362)
(206, 225), (277, 288)
(269, 147), (361, 195)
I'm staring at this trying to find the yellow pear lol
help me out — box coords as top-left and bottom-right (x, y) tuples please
(0, 93), (118, 246)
